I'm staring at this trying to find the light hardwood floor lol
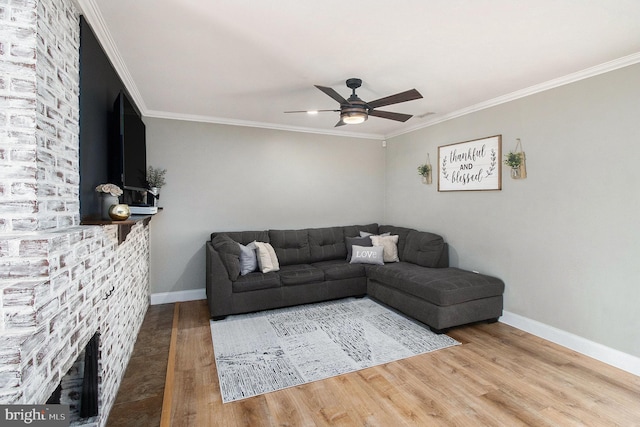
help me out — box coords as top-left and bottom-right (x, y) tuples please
(113, 300), (640, 426)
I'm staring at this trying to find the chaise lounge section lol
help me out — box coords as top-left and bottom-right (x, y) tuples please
(205, 224), (504, 332)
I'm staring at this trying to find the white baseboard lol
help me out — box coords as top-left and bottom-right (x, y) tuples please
(150, 288), (206, 305)
(501, 310), (640, 377)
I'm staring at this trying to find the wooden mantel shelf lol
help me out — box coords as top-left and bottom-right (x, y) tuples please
(81, 214), (155, 244)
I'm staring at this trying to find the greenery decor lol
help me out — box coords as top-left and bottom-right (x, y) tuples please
(503, 152), (522, 168)
(417, 164), (432, 177)
(146, 166), (167, 189)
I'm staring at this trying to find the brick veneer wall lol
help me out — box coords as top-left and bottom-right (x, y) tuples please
(1, 0), (80, 232)
(0, 0), (150, 425)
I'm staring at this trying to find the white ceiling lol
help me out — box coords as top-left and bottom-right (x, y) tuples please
(78, 0), (640, 139)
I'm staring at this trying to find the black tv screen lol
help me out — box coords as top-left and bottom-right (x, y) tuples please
(111, 91), (147, 192)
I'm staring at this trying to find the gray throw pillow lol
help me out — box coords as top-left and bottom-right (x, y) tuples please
(345, 236), (372, 261)
(349, 245), (384, 265)
(359, 231), (391, 237)
(238, 242), (258, 275)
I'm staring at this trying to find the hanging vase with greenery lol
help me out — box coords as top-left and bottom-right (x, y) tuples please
(417, 164), (432, 184)
(418, 153), (433, 184)
(503, 152), (523, 179)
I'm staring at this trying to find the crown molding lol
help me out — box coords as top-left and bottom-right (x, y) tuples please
(144, 110), (383, 140)
(77, 0), (147, 112)
(387, 51), (640, 139)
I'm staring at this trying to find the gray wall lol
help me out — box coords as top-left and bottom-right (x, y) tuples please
(144, 119), (384, 295)
(385, 64), (640, 357)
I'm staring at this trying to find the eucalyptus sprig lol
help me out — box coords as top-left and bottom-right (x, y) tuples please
(417, 164), (432, 177)
(503, 152), (522, 168)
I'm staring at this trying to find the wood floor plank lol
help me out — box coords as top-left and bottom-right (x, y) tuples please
(160, 303), (180, 427)
(155, 300), (640, 426)
(289, 378), (361, 426)
(326, 373), (412, 426)
(264, 388), (318, 427)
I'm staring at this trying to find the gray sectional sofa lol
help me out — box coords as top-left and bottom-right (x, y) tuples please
(205, 224), (504, 332)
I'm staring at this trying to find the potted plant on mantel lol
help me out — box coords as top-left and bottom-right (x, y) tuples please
(504, 152), (523, 179)
(417, 163), (432, 184)
(146, 166), (167, 206)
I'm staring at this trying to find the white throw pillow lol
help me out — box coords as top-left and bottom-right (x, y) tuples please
(349, 245), (384, 265)
(370, 235), (400, 263)
(253, 241), (280, 273)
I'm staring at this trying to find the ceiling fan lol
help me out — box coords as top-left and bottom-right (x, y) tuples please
(285, 78), (423, 127)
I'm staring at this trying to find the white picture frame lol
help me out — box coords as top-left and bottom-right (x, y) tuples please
(438, 135), (502, 191)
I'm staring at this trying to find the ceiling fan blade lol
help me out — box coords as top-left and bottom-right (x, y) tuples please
(315, 85), (348, 105)
(369, 110), (413, 122)
(284, 109), (340, 113)
(334, 119), (347, 127)
(367, 89), (422, 109)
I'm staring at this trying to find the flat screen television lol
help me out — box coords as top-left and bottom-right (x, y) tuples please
(110, 91), (147, 196)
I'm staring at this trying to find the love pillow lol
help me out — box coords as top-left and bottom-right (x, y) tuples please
(349, 245), (384, 265)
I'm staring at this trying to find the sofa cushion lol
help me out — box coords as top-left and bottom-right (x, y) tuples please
(312, 259), (366, 280)
(403, 230), (446, 268)
(308, 226), (346, 262)
(213, 230), (269, 246)
(366, 263), (505, 306)
(211, 234), (241, 280)
(232, 272), (281, 293)
(269, 229), (312, 266)
(345, 236), (372, 261)
(278, 264), (324, 286)
(379, 225), (415, 260)
(343, 223), (378, 238)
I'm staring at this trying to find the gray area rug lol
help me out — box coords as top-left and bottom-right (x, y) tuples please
(210, 297), (460, 403)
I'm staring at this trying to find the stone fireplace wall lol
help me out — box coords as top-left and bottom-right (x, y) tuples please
(0, 0), (150, 425)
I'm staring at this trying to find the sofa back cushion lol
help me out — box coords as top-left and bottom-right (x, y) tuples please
(210, 234), (242, 280)
(211, 230), (269, 246)
(343, 223), (379, 238)
(402, 230), (446, 268)
(269, 229), (311, 266)
(379, 225), (415, 260)
(308, 226), (346, 262)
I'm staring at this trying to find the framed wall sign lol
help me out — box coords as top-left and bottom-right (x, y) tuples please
(438, 135), (502, 191)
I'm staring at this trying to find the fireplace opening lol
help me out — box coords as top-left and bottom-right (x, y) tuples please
(47, 333), (100, 421)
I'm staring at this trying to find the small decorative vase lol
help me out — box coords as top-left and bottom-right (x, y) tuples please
(101, 194), (119, 220)
(421, 172), (432, 184)
(510, 167), (521, 179)
(109, 204), (131, 221)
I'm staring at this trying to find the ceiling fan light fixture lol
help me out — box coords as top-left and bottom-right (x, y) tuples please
(341, 111), (368, 125)
(287, 79), (422, 127)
